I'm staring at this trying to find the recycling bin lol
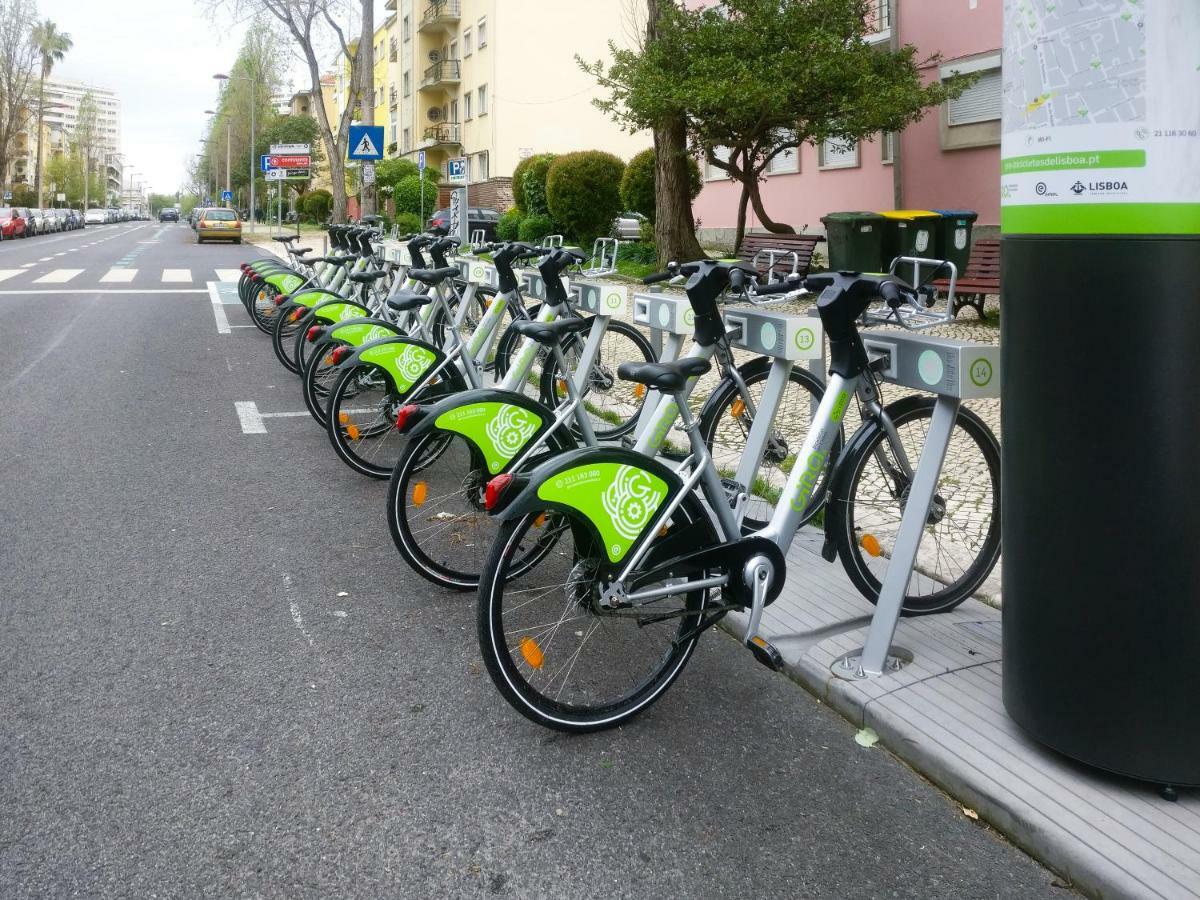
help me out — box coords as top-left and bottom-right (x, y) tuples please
(820, 211), (886, 272)
(932, 209), (978, 275)
(877, 210), (941, 265)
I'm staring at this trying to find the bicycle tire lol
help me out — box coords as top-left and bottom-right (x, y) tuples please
(828, 396), (1001, 615)
(271, 304), (305, 373)
(477, 491), (716, 733)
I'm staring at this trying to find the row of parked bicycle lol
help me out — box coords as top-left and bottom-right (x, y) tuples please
(0, 204), (143, 238)
(236, 220), (1001, 733)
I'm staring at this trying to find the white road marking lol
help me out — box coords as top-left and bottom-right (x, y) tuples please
(0, 288), (206, 295)
(38, 256), (53, 262)
(259, 410), (315, 419)
(19, 263), (33, 268)
(235, 401), (267, 434)
(207, 281), (230, 334)
(100, 268), (137, 283)
(283, 572), (314, 647)
(34, 268), (83, 284)
(162, 268), (191, 283)
(137, 241), (160, 244)
(54, 252), (66, 257)
(215, 268), (241, 282)
(0, 269), (23, 282)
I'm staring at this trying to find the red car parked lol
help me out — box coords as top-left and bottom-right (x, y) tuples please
(0, 207), (27, 239)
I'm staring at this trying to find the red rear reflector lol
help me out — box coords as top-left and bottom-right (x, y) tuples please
(328, 345), (352, 365)
(394, 404), (419, 432)
(484, 474), (514, 511)
(306, 325), (322, 343)
(288, 307), (305, 322)
(274, 293), (289, 306)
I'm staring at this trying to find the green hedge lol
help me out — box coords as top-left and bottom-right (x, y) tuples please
(620, 147), (702, 224)
(393, 212), (423, 235)
(517, 213), (555, 244)
(511, 153), (555, 213)
(392, 175), (440, 217)
(302, 189), (333, 222)
(496, 208), (523, 241)
(546, 150), (625, 247)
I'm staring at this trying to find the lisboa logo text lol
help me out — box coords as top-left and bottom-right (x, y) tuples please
(601, 465), (664, 542)
(484, 405), (538, 470)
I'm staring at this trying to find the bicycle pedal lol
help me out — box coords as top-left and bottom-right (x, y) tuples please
(721, 477), (745, 502)
(747, 636), (784, 672)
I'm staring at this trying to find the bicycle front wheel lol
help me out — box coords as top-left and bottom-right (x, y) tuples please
(829, 397), (1001, 615)
(477, 494), (716, 733)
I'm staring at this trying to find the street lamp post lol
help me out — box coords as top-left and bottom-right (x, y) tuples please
(205, 109), (232, 206)
(214, 72), (259, 230)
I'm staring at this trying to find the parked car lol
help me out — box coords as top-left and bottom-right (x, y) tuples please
(159, 208), (179, 223)
(34, 209), (58, 234)
(84, 208), (106, 225)
(189, 208), (206, 230)
(426, 206), (500, 242)
(196, 207), (242, 244)
(613, 211), (648, 241)
(50, 209), (68, 231)
(64, 209), (82, 229)
(0, 207), (27, 239)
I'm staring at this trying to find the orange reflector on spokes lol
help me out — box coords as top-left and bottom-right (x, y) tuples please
(861, 534), (882, 557)
(556, 379), (567, 397)
(338, 412), (349, 424)
(345, 424), (361, 441)
(634, 384), (645, 399)
(412, 482), (428, 505)
(730, 398), (746, 419)
(520, 636), (545, 669)
(533, 513), (547, 528)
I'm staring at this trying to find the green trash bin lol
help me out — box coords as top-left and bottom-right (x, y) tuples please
(820, 211), (887, 272)
(932, 209), (978, 276)
(878, 209), (941, 264)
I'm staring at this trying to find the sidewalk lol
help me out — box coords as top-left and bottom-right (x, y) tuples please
(722, 529), (1200, 900)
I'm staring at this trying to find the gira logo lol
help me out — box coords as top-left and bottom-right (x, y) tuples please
(789, 450), (827, 513)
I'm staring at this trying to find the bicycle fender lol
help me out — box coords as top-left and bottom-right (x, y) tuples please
(338, 336), (446, 397)
(409, 389), (569, 477)
(696, 354), (774, 426)
(264, 270), (308, 294)
(498, 446), (686, 567)
(309, 298), (371, 325)
(325, 317), (402, 347)
(287, 287), (343, 310)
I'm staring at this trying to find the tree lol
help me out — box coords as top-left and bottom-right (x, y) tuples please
(205, 1), (374, 222)
(256, 112), (323, 207)
(355, 0), (375, 217)
(0, 0), (38, 189)
(545, 151), (626, 247)
(74, 92), (100, 210)
(621, 146), (701, 224)
(581, 0), (706, 265)
(391, 175), (438, 218)
(31, 18), (71, 209)
(598, 0), (973, 251)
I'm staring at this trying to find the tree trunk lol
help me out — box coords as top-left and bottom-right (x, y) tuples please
(652, 114), (706, 266)
(357, 0), (376, 218)
(734, 182), (750, 254)
(744, 172), (794, 235)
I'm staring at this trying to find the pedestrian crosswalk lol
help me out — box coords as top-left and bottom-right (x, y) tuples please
(0, 267), (247, 288)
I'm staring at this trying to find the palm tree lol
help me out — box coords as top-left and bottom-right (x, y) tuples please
(32, 19), (73, 209)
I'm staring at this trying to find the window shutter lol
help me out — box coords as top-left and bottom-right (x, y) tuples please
(948, 68), (1001, 126)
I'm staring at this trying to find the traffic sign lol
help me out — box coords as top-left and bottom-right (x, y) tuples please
(362, 163), (375, 185)
(347, 125), (384, 160)
(56, 192), (65, 202)
(271, 143), (310, 155)
(3, 191), (10, 200)
(269, 154), (311, 169)
(264, 170), (285, 182)
(221, 190), (233, 203)
(447, 157), (468, 184)
(260, 154), (272, 173)
(417, 150), (426, 172)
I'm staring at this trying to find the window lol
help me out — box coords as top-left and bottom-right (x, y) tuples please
(477, 84), (488, 116)
(450, 39), (458, 60)
(474, 151), (489, 181)
(766, 130), (799, 175)
(464, 90), (472, 120)
(867, 0), (891, 42)
(477, 17), (487, 48)
(403, 71), (411, 97)
(881, 132), (896, 164)
(450, 98), (459, 122)
(390, 121), (397, 143)
(389, 37), (398, 62)
(463, 28), (472, 55)
(945, 66), (1002, 125)
(818, 138), (859, 169)
(403, 15), (410, 41)
(705, 146), (731, 180)
(402, 127), (410, 152)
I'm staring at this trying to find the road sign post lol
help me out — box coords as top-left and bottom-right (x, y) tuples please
(448, 156), (469, 244)
(418, 151), (426, 227)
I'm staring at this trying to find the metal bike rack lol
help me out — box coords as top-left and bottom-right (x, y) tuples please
(750, 248), (800, 283)
(861, 256), (959, 330)
(383, 240), (412, 266)
(582, 238), (621, 277)
(458, 258), (499, 289)
(631, 291), (694, 435)
(471, 228), (486, 246)
(542, 234), (564, 249)
(831, 330), (1000, 679)
(521, 270), (571, 301)
(572, 280), (631, 320)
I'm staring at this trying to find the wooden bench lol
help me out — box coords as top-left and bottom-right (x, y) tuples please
(935, 238), (1000, 319)
(737, 232), (826, 281)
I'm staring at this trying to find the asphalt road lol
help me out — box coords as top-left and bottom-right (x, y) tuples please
(0, 222), (1066, 898)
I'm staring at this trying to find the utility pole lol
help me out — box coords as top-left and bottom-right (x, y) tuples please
(358, 0), (376, 218)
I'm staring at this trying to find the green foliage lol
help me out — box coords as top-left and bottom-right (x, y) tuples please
(376, 157), (440, 197)
(496, 208), (523, 241)
(391, 175), (439, 217)
(11, 185), (35, 206)
(520, 154), (556, 216)
(620, 147), (701, 223)
(517, 213), (555, 244)
(393, 212), (423, 235)
(545, 150), (625, 247)
(617, 240), (656, 265)
(302, 189), (332, 222)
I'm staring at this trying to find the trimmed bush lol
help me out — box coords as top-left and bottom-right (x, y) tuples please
(496, 208), (523, 241)
(303, 189), (333, 222)
(517, 213), (555, 244)
(620, 148), (703, 224)
(546, 151), (626, 247)
(392, 175), (440, 217)
(520, 154), (556, 217)
(511, 152), (555, 212)
(393, 212), (423, 235)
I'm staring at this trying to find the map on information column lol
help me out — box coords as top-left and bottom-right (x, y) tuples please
(1004, 0), (1146, 130)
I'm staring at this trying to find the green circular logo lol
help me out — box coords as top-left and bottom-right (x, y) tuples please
(970, 358), (993, 387)
(794, 328), (815, 352)
(605, 291), (623, 311)
(683, 308), (695, 327)
(472, 266), (484, 278)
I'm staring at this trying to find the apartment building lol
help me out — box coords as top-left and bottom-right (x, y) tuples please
(692, 0), (1003, 243)
(356, 0), (648, 210)
(11, 78), (123, 200)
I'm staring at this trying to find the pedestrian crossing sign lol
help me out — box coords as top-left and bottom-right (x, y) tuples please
(348, 125), (384, 160)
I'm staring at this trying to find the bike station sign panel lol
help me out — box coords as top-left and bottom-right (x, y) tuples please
(270, 143), (310, 155)
(268, 154), (311, 169)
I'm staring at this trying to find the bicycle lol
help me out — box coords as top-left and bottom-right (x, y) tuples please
(474, 266), (1001, 732)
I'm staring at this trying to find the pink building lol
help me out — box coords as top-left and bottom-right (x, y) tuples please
(692, 0), (1002, 246)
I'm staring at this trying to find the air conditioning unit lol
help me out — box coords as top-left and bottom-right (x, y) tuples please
(427, 107), (442, 121)
(427, 49), (441, 62)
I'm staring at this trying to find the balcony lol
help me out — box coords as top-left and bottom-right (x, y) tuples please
(422, 123), (461, 147)
(419, 0), (460, 33)
(420, 59), (461, 91)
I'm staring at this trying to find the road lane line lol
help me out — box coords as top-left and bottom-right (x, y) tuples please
(38, 256), (53, 261)
(0, 288), (207, 295)
(33, 269), (83, 284)
(162, 268), (191, 283)
(215, 268), (241, 282)
(207, 281), (230, 334)
(282, 572), (314, 647)
(234, 401), (267, 434)
(0, 269), (23, 282)
(100, 268), (138, 283)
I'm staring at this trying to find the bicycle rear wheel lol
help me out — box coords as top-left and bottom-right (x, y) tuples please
(828, 397), (1001, 615)
(477, 494), (716, 733)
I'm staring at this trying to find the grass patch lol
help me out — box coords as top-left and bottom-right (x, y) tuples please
(615, 258), (658, 280)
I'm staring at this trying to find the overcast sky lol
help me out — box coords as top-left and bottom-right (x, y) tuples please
(34, 1), (388, 196)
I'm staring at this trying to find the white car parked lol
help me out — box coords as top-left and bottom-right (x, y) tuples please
(84, 208), (106, 225)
